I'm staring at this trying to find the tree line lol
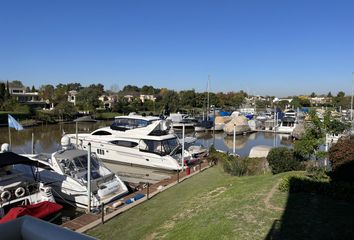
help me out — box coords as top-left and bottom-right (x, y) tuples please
(0, 80), (352, 119)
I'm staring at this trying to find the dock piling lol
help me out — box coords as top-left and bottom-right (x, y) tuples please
(101, 203), (105, 224)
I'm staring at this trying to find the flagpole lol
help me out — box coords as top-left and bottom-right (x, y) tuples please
(8, 125), (11, 150)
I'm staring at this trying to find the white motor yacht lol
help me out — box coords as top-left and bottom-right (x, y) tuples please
(67, 115), (190, 171)
(277, 110), (298, 134)
(16, 137), (128, 209)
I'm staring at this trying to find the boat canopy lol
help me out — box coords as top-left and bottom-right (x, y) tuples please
(0, 152), (38, 168)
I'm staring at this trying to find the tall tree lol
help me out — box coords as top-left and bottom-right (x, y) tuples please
(76, 87), (101, 112)
(159, 90), (180, 113)
(39, 84), (55, 102)
(9, 80), (24, 88)
(122, 85), (140, 94)
(5, 81), (10, 100)
(88, 84), (105, 95)
(0, 83), (5, 103)
(66, 83), (82, 91)
(180, 90), (196, 108)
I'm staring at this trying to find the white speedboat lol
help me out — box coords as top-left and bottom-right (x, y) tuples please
(0, 146), (56, 218)
(67, 115), (190, 171)
(16, 137), (128, 209)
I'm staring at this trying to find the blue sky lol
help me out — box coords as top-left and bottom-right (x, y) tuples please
(0, 0), (353, 97)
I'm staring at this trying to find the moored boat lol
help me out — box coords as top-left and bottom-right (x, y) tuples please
(15, 138), (128, 209)
(0, 149), (58, 222)
(67, 115), (189, 171)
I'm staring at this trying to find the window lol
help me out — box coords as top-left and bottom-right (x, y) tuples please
(110, 140), (138, 148)
(92, 130), (112, 136)
(111, 118), (154, 130)
(139, 138), (179, 156)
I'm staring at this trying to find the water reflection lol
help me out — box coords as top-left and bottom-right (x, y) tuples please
(195, 131), (292, 156)
(0, 122), (293, 157)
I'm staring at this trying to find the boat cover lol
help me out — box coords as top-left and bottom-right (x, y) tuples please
(0, 201), (63, 224)
(0, 152), (38, 168)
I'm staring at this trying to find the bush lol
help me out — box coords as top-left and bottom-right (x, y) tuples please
(306, 165), (330, 181)
(267, 147), (300, 174)
(223, 156), (267, 176)
(206, 145), (227, 165)
(328, 136), (354, 182)
(35, 110), (56, 123)
(223, 155), (248, 176)
(206, 146), (267, 176)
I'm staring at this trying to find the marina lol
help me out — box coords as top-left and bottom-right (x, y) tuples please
(0, 84), (352, 238)
(1, 0), (354, 238)
(0, 118), (293, 224)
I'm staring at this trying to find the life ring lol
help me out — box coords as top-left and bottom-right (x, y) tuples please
(15, 187), (25, 198)
(1, 190), (11, 201)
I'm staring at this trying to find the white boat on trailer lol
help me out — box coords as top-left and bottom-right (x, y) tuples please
(15, 137), (128, 209)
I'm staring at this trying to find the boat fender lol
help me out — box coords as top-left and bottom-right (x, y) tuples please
(134, 193), (145, 201)
(124, 198), (135, 204)
(15, 187), (26, 198)
(1, 190), (11, 201)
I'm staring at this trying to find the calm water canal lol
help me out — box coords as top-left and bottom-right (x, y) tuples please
(0, 121), (292, 157)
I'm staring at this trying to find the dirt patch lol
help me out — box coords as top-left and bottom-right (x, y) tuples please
(264, 182), (284, 211)
(203, 187), (227, 199)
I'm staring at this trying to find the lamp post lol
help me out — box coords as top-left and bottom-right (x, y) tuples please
(233, 124), (236, 155)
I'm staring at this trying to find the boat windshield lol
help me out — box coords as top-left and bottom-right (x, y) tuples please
(111, 118), (156, 131)
(60, 154), (102, 181)
(140, 137), (179, 156)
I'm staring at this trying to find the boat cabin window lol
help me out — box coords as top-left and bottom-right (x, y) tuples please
(59, 154), (101, 180)
(139, 138), (179, 156)
(92, 130), (112, 136)
(110, 140), (138, 148)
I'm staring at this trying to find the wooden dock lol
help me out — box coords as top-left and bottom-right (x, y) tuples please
(62, 161), (211, 233)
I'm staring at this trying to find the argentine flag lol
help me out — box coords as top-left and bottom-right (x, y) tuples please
(8, 114), (24, 131)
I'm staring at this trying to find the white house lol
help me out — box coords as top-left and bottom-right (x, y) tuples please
(67, 90), (77, 105)
(139, 94), (156, 103)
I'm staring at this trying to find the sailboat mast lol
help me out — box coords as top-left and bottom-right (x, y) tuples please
(207, 75), (210, 118)
(351, 72), (354, 122)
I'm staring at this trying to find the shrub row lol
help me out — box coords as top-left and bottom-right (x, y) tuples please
(279, 174), (354, 202)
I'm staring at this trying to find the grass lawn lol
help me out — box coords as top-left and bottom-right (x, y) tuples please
(88, 166), (354, 240)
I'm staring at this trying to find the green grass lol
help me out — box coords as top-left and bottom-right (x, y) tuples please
(88, 167), (354, 240)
